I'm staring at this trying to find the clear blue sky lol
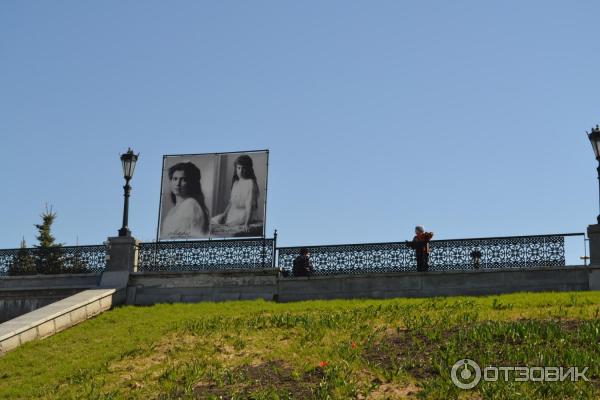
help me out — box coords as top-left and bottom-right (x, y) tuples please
(1, 1), (598, 261)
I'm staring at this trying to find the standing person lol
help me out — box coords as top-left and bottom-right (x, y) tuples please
(406, 226), (434, 272)
(160, 162), (210, 238)
(211, 155), (260, 233)
(292, 248), (314, 277)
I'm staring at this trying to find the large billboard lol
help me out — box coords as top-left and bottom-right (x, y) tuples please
(158, 150), (268, 240)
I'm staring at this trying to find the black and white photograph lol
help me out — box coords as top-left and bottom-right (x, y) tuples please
(209, 151), (268, 238)
(158, 150), (268, 240)
(158, 155), (216, 240)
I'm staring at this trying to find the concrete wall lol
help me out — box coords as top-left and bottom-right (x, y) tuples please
(0, 273), (100, 290)
(125, 266), (599, 305)
(2, 267), (599, 319)
(0, 273), (100, 323)
(126, 269), (279, 305)
(277, 266), (594, 302)
(0, 288), (87, 323)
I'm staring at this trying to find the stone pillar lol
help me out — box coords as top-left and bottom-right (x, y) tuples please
(106, 236), (139, 272)
(587, 225), (600, 266)
(99, 236), (139, 288)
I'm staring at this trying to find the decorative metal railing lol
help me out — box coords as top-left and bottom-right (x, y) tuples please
(277, 233), (585, 276)
(0, 245), (107, 276)
(137, 238), (275, 272)
(0, 233), (585, 276)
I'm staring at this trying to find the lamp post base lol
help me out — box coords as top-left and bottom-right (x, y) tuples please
(105, 235), (140, 274)
(118, 227), (131, 237)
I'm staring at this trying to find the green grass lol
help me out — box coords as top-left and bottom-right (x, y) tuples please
(1, 291), (600, 399)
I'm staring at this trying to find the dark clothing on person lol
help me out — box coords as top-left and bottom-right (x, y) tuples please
(407, 232), (433, 272)
(416, 253), (429, 272)
(292, 255), (314, 277)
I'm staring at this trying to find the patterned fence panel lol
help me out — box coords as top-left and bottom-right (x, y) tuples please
(137, 238), (275, 272)
(0, 234), (583, 276)
(0, 245), (108, 276)
(277, 234), (583, 276)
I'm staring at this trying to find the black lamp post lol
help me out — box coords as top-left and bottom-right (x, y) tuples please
(118, 148), (139, 237)
(587, 125), (600, 224)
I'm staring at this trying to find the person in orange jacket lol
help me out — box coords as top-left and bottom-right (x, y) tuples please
(406, 225), (434, 271)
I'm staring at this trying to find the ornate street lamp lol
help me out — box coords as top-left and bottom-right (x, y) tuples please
(118, 148), (139, 237)
(588, 126), (600, 223)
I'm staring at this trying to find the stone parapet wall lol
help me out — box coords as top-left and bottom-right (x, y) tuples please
(126, 269), (279, 304)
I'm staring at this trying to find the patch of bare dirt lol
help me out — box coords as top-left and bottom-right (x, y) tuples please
(363, 330), (451, 380)
(363, 319), (589, 381)
(366, 382), (421, 399)
(193, 360), (325, 399)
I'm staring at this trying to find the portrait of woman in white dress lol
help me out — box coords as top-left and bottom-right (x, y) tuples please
(160, 162), (210, 239)
(211, 154), (260, 233)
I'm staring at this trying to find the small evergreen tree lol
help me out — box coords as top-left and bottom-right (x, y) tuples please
(34, 205), (64, 274)
(8, 238), (36, 275)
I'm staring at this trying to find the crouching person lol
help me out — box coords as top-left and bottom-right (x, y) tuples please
(292, 248), (314, 277)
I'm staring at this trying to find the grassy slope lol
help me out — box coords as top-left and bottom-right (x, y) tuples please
(0, 292), (599, 399)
